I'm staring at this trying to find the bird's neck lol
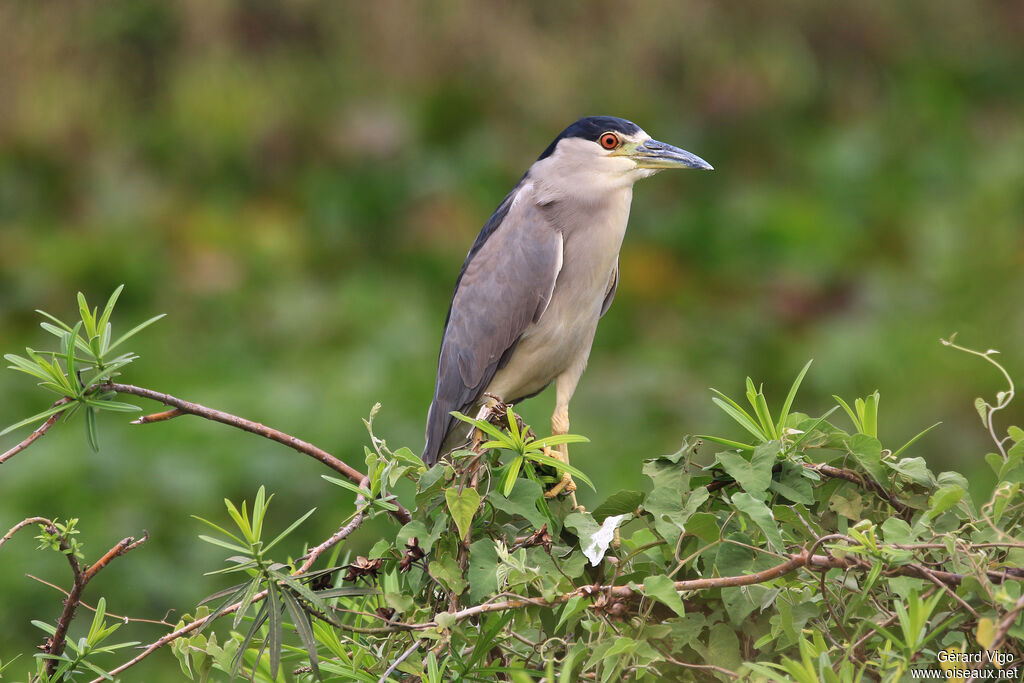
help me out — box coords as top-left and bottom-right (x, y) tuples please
(534, 182), (634, 240)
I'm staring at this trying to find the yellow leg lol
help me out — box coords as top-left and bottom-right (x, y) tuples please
(543, 404), (582, 510)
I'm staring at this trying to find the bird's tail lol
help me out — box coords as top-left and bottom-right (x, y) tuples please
(422, 399), (476, 466)
(421, 399), (448, 466)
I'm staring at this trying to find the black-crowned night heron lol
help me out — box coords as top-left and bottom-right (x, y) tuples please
(423, 116), (712, 498)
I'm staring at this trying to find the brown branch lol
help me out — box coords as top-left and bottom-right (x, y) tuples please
(807, 463), (914, 520)
(655, 649), (739, 679)
(298, 478), (369, 572)
(0, 516), (53, 550)
(131, 407), (183, 424)
(793, 552), (1024, 586)
(0, 398), (71, 465)
(45, 531), (148, 676)
(704, 459), (914, 521)
(104, 382), (411, 524)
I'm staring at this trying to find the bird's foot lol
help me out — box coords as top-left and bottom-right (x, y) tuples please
(541, 447), (583, 511)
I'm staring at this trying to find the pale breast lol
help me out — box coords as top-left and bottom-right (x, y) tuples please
(485, 190), (632, 402)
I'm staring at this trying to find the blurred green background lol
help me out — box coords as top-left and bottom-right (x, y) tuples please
(1, 0), (1022, 677)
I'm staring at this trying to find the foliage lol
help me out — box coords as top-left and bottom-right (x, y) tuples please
(2, 290), (1023, 681)
(2, 285), (161, 449)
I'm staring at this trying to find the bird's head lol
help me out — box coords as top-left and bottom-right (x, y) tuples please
(530, 115), (712, 200)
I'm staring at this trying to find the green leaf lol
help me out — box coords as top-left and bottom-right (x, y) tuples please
(892, 422), (942, 459)
(710, 393), (767, 442)
(731, 492), (785, 552)
(642, 575), (686, 617)
(891, 457), (935, 487)
(445, 487), (481, 540)
(777, 360), (812, 435)
(197, 534), (249, 555)
(468, 539), (500, 603)
(927, 485), (963, 518)
(828, 487), (863, 520)
(683, 512), (720, 544)
(715, 442), (777, 497)
(752, 387), (778, 440)
(450, 410), (506, 441)
(591, 490), (644, 523)
(84, 405), (99, 452)
(5, 352), (54, 382)
(281, 588), (320, 679)
(833, 395), (861, 432)
(322, 475), (373, 500)
(861, 392), (879, 438)
(529, 433), (591, 449)
(0, 402), (69, 437)
(704, 623), (743, 675)
(694, 434), (755, 452)
(524, 450), (595, 491)
(493, 479), (548, 530)
(263, 507), (317, 552)
(266, 581), (282, 679)
(880, 517), (914, 545)
(499, 456), (524, 497)
(97, 285), (124, 340)
(78, 291), (97, 339)
(769, 461), (815, 505)
(555, 597), (589, 634)
(106, 314), (167, 355)
(845, 434), (888, 487)
(429, 553), (468, 594)
(82, 398), (141, 413)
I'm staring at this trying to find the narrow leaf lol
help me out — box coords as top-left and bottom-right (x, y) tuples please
(777, 360), (812, 435)
(281, 588), (320, 679)
(106, 314), (166, 354)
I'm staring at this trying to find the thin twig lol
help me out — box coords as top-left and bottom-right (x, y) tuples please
(0, 398), (71, 465)
(131, 408), (184, 424)
(654, 647), (739, 678)
(0, 516), (53, 550)
(378, 638), (421, 683)
(917, 564), (979, 618)
(793, 553), (1024, 586)
(807, 463), (914, 520)
(26, 574), (173, 626)
(46, 532), (148, 676)
(104, 382), (411, 524)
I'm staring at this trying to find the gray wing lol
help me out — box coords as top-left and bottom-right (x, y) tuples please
(599, 262), (618, 317)
(423, 195), (563, 465)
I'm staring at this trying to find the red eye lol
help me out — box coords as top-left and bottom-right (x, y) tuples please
(599, 132), (619, 150)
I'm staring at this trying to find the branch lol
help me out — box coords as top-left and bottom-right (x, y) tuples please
(705, 459), (914, 521)
(45, 531), (148, 676)
(104, 382), (411, 524)
(0, 398), (71, 465)
(0, 516), (53, 550)
(26, 574), (173, 626)
(794, 552), (1024, 586)
(807, 463), (914, 520)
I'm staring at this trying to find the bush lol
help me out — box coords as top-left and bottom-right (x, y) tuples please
(2, 289), (1022, 682)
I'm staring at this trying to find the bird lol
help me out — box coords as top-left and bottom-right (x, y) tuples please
(422, 115), (712, 499)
